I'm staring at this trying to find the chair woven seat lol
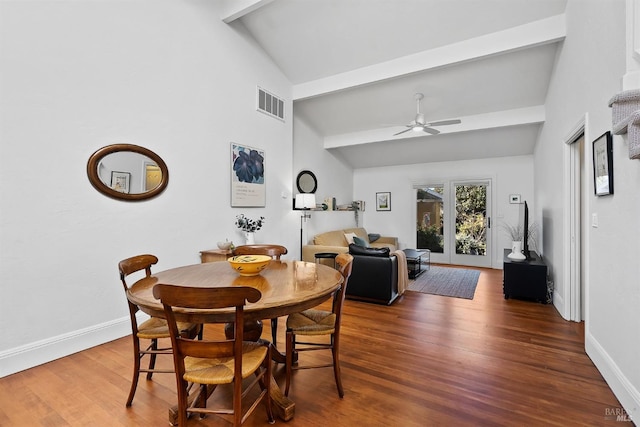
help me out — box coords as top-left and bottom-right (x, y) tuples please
(137, 317), (196, 340)
(183, 342), (267, 384)
(118, 254), (201, 407)
(286, 309), (336, 335)
(285, 253), (353, 398)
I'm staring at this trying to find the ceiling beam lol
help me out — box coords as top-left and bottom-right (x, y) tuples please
(293, 14), (566, 101)
(220, 0), (274, 23)
(323, 106), (546, 149)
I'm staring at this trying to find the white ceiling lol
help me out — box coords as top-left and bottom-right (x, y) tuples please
(225, 0), (568, 168)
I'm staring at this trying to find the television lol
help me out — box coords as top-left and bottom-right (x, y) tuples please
(519, 201), (531, 260)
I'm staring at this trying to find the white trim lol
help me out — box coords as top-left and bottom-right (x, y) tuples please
(0, 313), (146, 378)
(586, 331), (640, 422)
(220, 0), (274, 23)
(294, 15), (566, 100)
(561, 114), (588, 322)
(324, 106), (545, 149)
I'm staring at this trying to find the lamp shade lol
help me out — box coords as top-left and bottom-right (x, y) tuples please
(295, 193), (316, 209)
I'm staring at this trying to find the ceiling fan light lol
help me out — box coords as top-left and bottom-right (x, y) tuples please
(412, 126), (423, 132)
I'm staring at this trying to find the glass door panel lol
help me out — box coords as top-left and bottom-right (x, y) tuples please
(416, 186), (445, 254)
(450, 181), (491, 267)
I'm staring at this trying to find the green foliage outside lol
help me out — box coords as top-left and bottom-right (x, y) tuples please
(417, 224), (444, 253)
(454, 185), (486, 255)
(416, 184), (487, 255)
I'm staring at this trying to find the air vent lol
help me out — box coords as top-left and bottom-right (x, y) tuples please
(257, 87), (285, 121)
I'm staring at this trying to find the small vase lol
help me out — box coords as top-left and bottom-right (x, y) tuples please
(245, 232), (255, 245)
(508, 240), (526, 261)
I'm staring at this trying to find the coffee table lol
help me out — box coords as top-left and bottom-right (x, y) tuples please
(403, 249), (430, 279)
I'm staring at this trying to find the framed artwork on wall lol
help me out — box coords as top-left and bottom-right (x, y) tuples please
(231, 143), (266, 207)
(111, 171), (130, 194)
(592, 131), (613, 196)
(376, 192), (391, 211)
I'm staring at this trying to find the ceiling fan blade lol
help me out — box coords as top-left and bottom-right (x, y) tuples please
(426, 119), (461, 126)
(422, 127), (440, 135)
(393, 127), (414, 136)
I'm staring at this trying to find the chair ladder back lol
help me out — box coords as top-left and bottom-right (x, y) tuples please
(118, 254), (158, 289)
(233, 244), (288, 259)
(152, 283), (272, 426)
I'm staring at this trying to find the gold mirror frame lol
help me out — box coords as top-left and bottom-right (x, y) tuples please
(87, 144), (169, 201)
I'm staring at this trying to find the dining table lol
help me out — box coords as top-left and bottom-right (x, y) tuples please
(127, 259), (343, 423)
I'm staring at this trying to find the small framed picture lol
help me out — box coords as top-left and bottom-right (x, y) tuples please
(592, 131), (613, 196)
(376, 192), (391, 211)
(509, 194), (521, 204)
(111, 171), (131, 194)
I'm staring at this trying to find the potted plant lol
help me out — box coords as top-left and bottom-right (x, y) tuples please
(235, 214), (265, 244)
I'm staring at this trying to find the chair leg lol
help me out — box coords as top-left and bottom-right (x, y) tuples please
(146, 338), (158, 380)
(126, 336), (141, 407)
(270, 318), (278, 345)
(176, 378), (189, 427)
(332, 336), (344, 398)
(285, 331), (294, 397)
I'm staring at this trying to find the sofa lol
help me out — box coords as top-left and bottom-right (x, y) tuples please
(301, 227), (398, 263)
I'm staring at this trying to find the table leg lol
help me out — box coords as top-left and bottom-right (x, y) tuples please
(169, 384), (216, 426)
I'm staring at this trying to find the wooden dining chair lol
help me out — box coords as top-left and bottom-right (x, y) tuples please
(233, 244), (288, 345)
(153, 284), (274, 427)
(284, 253), (353, 398)
(118, 254), (200, 407)
(232, 244), (288, 259)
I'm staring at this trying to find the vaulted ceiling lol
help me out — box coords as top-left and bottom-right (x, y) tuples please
(223, 0), (567, 168)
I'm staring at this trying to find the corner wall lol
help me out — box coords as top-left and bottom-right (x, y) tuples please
(0, 1), (295, 376)
(534, 0), (639, 418)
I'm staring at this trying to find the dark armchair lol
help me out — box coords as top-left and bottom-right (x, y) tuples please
(345, 244), (399, 305)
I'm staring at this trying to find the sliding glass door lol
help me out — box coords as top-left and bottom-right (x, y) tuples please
(416, 180), (492, 267)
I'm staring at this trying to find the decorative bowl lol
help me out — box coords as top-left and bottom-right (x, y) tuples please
(228, 255), (271, 276)
(217, 241), (233, 250)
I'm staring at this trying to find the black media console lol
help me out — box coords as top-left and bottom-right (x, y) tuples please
(503, 249), (548, 303)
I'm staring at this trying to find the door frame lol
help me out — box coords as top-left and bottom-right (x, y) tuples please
(562, 114), (589, 322)
(449, 179), (493, 268)
(414, 177), (494, 268)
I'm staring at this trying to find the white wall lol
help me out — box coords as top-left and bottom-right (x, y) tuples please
(535, 0), (639, 418)
(293, 115), (355, 241)
(0, 1), (296, 376)
(353, 155), (534, 268)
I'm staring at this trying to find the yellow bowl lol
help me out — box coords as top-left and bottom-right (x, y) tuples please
(228, 255), (272, 276)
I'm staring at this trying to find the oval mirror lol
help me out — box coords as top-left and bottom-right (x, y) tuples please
(296, 170), (317, 193)
(87, 144), (169, 201)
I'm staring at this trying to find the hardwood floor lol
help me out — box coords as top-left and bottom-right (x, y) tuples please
(0, 267), (625, 426)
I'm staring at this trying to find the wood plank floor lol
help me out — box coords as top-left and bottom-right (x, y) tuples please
(0, 266), (625, 426)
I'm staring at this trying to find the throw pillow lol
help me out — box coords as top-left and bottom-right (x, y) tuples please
(368, 233), (381, 243)
(348, 243), (390, 257)
(344, 232), (357, 245)
(353, 236), (369, 247)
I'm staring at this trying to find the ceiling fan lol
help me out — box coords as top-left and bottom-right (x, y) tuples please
(393, 93), (461, 136)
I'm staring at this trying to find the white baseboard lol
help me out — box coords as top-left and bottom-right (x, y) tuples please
(585, 329), (640, 423)
(0, 314), (146, 378)
(552, 290), (567, 320)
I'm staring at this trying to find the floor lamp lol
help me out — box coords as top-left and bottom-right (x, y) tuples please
(295, 193), (316, 260)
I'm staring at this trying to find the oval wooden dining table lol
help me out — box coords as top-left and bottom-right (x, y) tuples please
(127, 259), (343, 423)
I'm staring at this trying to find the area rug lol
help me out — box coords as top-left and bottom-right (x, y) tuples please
(407, 266), (480, 299)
